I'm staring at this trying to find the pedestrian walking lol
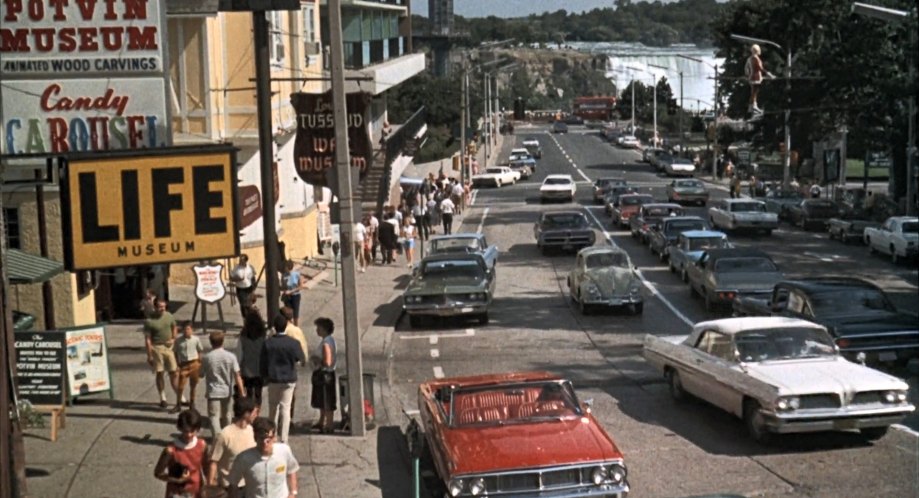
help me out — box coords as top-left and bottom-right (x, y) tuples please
(353, 218), (368, 273)
(202, 331), (246, 439)
(731, 175), (742, 199)
(207, 397), (257, 493)
(260, 314), (305, 443)
(280, 260), (304, 325)
(310, 317), (338, 433)
(451, 179), (465, 215)
(439, 195), (456, 234)
(280, 306), (309, 424)
(154, 409), (208, 498)
(367, 212), (379, 265)
(229, 255), (256, 318)
(378, 212), (398, 264)
(402, 216), (417, 268)
(172, 321), (204, 414)
(145, 298), (180, 409)
(226, 417), (299, 498)
(426, 195), (440, 235)
(237, 305), (267, 409)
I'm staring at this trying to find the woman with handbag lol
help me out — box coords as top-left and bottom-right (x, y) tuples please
(310, 317), (338, 433)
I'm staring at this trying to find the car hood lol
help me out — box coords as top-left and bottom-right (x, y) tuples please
(405, 276), (487, 295)
(712, 272), (782, 291)
(668, 163), (695, 170)
(443, 418), (622, 477)
(742, 357), (908, 395)
(673, 187), (707, 195)
(474, 173), (501, 178)
(585, 268), (638, 295)
(541, 184), (574, 191)
(733, 211), (778, 221)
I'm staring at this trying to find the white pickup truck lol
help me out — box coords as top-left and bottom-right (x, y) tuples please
(472, 166), (520, 188)
(864, 216), (918, 264)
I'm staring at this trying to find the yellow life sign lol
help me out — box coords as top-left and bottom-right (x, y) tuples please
(62, 147), (239, 270)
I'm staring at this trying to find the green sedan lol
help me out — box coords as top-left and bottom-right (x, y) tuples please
(403, 254), (495, 328)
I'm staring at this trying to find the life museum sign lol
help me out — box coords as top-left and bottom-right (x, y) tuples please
(0, 0), (169, 154)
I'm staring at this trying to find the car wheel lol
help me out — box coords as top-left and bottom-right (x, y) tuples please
(408, 315), (423, 328)
(629, 302), (643, 315)
(477, 312), (489, 326)
(658, 249), (667, 263)
(867, 238), (875, 253)
(496, 180), (502, 188)
(668, 260), (676, 273)
(891, 246), (899, 265)
(744, 399), (773, 444)
(666, 369), (687, 402)
(578, 296), (591, 315)
(861, 426), (889, 441)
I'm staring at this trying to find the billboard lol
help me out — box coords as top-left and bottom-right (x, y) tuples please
(60, 146), (240, 270)
(291, 91), (372, 193)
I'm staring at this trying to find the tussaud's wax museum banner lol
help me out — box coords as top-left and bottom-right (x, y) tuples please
(291, 91), (373, 194)
(60, 147), (241, 270)
(0, 0), (170, 155)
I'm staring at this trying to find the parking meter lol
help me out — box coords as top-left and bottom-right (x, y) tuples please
(331, 241), (340, 286)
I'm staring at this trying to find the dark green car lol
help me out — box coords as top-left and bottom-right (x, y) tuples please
(403, 254), (495, 328)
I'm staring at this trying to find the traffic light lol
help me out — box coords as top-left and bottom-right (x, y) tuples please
(667, 98), (677, 115)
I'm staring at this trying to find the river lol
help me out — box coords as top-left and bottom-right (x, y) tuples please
(569, 41), (723, 113)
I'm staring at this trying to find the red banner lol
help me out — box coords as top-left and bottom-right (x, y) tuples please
(291, 91), (372, 193)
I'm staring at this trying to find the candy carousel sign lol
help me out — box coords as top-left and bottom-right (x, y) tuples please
(193, 263), (226, 303)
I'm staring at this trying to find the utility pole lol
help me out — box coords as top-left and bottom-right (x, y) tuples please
(484, 73), (490, 162)
(1, 189), (26, 498)
(679, 70), (684, 154)
(713, 64), (719, 181)
(630, 80), (635, 132)
(328, 0), (365, 436)
(253, 12), (281, 320)
(460, 63), (467, 183)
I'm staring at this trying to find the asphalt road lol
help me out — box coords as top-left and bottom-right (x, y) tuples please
(388, 123), (919, 497)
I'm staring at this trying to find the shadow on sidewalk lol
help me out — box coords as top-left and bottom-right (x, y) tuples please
(376, 425), (430, 498)
(121, 434), (173, 447)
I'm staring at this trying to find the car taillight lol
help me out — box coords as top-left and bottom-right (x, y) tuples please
(717, 291), (736, 300)
(672, 192), (680, 199)
(836, 338), (850, 348)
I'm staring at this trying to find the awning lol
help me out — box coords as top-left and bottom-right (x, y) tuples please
(6, 249), (65, 284)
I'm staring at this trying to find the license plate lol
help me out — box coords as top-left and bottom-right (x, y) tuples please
(460, 307), (473, 313)
(834, 419), (858, 430)
(879, 352), (897, 362)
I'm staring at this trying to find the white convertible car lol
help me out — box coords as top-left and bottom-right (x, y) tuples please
(471, 166), (520, 188)
(643, 317), (914, 443)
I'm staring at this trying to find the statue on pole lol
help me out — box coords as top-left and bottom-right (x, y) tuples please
(744, 44), (774, 115)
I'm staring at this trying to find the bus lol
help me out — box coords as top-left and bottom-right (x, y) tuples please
(572, 96), (617, 121)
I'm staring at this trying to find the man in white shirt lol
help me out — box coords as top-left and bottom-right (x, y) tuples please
(367, 213), (379, 264)
(439, 196), (456, 235)
(451, 180), (465, 215)
(230, 255), (256, 317)
(227, 417), (299, 498)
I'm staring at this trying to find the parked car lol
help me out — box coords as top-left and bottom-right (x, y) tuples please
(786, 199), (840, 230)
(619, 135), (640, 149)
(534, 210), (596, 254)
(611, 193), (654, 228)
(427, 233), (498, 270)
(708, 199), (778, 235)
(685, 248), (783, 312)
(472, 166), (519, 188)
(647, 216), (708, 262)
(568, 246), (644, 315)
(642, 147), (664, 163)
(663, 157), (696, 177)
(540, 174), (577, 203)
(760, 189), (804, 220)
(668, 230), (731, 281)
(418, 372), (630, 497)
(629, 203), (684, 243)
(508, 159), (535, 179)
(826, 217), (880, 244)
(864, 216), (918, 264)
(603, 186), (637, 216)
(654, 153), (675, 172)
(732, 278), (919, 365)
(666, 179), (709, 206)
(521, 139), (542, 159)
(552, 121), (569, 134)
(593, 177), (628, 204)
(643, 317), (915, 443)
(403, 254), (495, 327)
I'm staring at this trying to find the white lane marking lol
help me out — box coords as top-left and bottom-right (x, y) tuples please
(471, 189), (479, 206)
(399, 329), (477, 340)
(429, 336), (438, 345)
(477, 207), (490, 234)
(433, 366), (445, 378)
(582, 206), (694, 327)
(430, 348), (440, 359)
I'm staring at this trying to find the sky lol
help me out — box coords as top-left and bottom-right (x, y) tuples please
(412, 1), (640, 18)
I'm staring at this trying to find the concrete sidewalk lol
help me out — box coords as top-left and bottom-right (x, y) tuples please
(21, 133), (519, 498)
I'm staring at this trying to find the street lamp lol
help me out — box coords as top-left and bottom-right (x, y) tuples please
(852, 2), (916, 216)
(648, 63), (668, 148)
(679, 54), (721, 181)
(731, 33), (793, 189)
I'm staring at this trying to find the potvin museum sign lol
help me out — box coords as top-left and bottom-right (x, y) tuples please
(0, 0), (170, 155)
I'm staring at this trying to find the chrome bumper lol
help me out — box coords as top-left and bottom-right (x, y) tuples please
(583, 295), (642, 306)
(764, 405), (914, 433)
(404, 303), (488, 317)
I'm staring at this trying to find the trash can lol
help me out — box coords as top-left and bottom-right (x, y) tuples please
(339, 373), (376, 431)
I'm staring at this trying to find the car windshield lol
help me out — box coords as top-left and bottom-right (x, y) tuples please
(665, 220), (706, 235)
(543, 214), (588, 228)
(596, 179), (625, 188)
(544, 178), (572, 185)
(713, 257), (777, 273)
(449, 381), (582, 427)
(688, 237), (727, 251)
(735, 327), (837, 362)
(675, 180), (703, 188)
(485, 168), (504, 174)
(673, 158), (693, 165)
(809, 288), (896, 316)
(902, 221), (918, 233)
(645, 207), (682, 217)
(421, 260), (485, 280)
(586, 252), (629, 269)
(730, 202), (765, 212)
(431, 238), (480, 254)
(621, 195), (653, 206)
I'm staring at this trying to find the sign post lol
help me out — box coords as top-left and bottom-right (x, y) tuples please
(191, 263), (228, 333)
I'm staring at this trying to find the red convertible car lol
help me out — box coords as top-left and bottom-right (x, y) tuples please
(418, 372), (629, 497)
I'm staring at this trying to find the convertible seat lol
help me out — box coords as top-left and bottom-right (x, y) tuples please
(458, 407), (508, 424)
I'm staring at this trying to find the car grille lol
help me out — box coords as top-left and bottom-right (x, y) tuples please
(416, 294), (481, 305)
(798, 394), (840, 409)
(851, 391), (885, 405)
(484, 466), (590, 492)
(544, 233), (593, 245)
